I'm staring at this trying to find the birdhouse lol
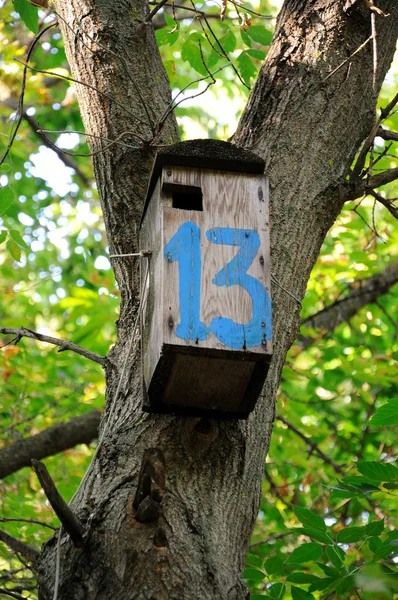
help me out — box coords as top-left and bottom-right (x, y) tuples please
(139, 139), (272, 419)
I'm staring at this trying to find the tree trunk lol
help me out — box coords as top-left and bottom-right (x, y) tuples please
(37, 1), (398, 598)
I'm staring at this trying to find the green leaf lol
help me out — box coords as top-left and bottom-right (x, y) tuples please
(286, 543), (323, 564)
(365, 519), (385, 537)
(181, 38), (207, 76)
(286, 573), (321, 584)
(246, 49), (266, 61)
(291, 586), (315, 600)
(268, 582), (286, 598)
(0, 229), (7, 244)
(357, 461), (398, 482)
(316, 563), (340, 577)
(0, 187), (14, 216)
(164, 12), (177, 28)
(373, 533), (398, 560)
(368, 536), (382, 554)
(155, 28), (179, 47)
(220, 30), (236, 53)
(246, 25), (273, 46)
(336, 526), (366, 543)
(308, 578), (337, 592)
(6, 239), (22, 262)
(292, 506), (326, 532)
(291, 527), (332, 544)
(335, 574), (355, 595)
(9, 229), (29, 249)
(330, 475), (381, 498)
(236, 51), (257, 85)
(369, 398), (398, 426)
(14, 0), (39, 34)
(246, 553), (264, 569)
(244, 568), (265, 582)
(325, 545), (345, 568)
(240, 28), (252, 47)
(264, 555), (284, 575)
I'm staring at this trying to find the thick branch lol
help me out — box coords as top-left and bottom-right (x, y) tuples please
(31, 460), (85, 547)
(0, 327), (107, 366)
(0, 530), (39, 564)
(300, 259), (398, 348)
(0, 411), (101, 479)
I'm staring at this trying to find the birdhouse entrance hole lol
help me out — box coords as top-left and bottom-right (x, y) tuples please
(166, 183), (203, 212)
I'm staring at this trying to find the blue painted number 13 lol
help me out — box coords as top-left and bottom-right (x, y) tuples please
(164, 221), (272, 350)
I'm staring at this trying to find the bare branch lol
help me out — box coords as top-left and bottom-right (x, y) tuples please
(369, 190), (398, 219)
(0, 21), (57, 168)
(0, 411), (101, 479)
(23, 112), (91, 186)
(0, 518), (56, 531)
(300, 259), (398, 348)
(146, 0), (168, 22)
(13, 58), (150, 130)
(249, 532), (290, 548)
(277, 416), (344, 474)
(0, 530), (39, 564)
(351, 92), (398, 178)
(367, 167), (398, 189)
(0, 589), (26, 600)
(0, 326), (107, 366)
(31, 460), (85, 548)
(377, 126), (398, 142)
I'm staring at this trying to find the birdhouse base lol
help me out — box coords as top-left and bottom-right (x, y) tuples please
(142, 348), (271, 419)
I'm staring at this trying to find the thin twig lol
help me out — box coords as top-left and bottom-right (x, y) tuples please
(370, 1), (377, 90)
(277, 415), (344, 474)
(31, 460), (85, 548)
(37, 126), (142, 158)
(54, 9), (156, 135)
(0, 530), (39, 564)
(323, 35), (372, 82)
(13, 58), (150, 129)
(352, 92), (398, 178)
(0, 326), (107, 366)
(0, 589), (26, 600)
(0, 21), (56, 168)
(0, 518), (56, 531)
(249, 532), (290, 548)
(369, 189), (398, 220)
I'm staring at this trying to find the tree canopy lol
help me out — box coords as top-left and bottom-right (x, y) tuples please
(0, 0), (397, 598)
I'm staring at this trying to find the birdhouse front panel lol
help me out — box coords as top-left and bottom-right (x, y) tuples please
(139, 139), (272, 418)
(162, 167), (272, 357)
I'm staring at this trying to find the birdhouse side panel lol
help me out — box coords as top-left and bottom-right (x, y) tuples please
(162, 167), (271, 359)
(139, 180), (164, 388)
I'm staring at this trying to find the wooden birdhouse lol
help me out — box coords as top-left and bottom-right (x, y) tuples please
(139, 139), (272, 419)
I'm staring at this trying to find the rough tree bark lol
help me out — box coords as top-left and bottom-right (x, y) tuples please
(34, 1), (398, 599)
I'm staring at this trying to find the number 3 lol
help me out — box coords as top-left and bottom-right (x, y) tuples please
(206, 227), (271, 350)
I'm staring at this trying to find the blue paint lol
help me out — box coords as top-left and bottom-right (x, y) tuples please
(164, 221), (209, 341)
(206, 227), (272, 349)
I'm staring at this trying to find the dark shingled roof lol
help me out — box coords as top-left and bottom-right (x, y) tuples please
(144, 139), (265, 212)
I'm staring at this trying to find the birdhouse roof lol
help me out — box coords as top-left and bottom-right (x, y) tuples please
(144, 139), (265, 214)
